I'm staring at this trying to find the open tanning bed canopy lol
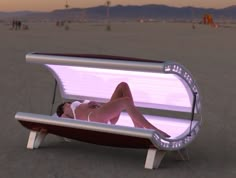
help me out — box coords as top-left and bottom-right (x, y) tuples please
(15, 53), (202, 169)
(26, 53), (200, 113)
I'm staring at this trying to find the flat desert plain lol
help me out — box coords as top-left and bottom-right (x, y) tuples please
(0, 22), (235, 178)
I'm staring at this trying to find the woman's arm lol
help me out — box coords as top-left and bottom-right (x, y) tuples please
(87, 101), (101, 109)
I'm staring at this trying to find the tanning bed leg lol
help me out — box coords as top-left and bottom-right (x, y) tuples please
(144, 148), (166, 169)
(176, 148), (189, 161)
(27, 130), (47, 149)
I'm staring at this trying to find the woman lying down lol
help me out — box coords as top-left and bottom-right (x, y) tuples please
(56, 82), (170, 138)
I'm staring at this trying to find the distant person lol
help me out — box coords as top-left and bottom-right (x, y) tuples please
(15, 20), (19, 30)
(14, 20), (18, 30)
(12, 20), (16, 30)
(56, 82), (170, 138)
(18, 21), (22, 30)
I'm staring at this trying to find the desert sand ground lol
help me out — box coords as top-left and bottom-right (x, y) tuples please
(0, 21), (235, 178)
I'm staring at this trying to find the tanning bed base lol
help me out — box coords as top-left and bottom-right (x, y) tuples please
(15, 53), (202, 170)
(16, 112), (199, 169)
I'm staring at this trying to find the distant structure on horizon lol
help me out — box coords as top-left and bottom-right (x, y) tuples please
(202, 14), (218, 27)
(64, 0), (70, 30)
(203, 14), (214, 24)
(65, 0), (69, 9)
(106, 1), (111, 31)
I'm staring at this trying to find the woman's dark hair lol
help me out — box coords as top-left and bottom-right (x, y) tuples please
(56, 103), (66, 117)
(56, 102), (72, 117)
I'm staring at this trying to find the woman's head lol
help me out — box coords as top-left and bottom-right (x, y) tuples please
(56, 102), (72, 117)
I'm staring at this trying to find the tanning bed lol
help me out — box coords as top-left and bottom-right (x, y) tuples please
(15, 53), (202, 169)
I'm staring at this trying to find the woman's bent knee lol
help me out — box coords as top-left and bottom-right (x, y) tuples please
(118, 82), (128, 88)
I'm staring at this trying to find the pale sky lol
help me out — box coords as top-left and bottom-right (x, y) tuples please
(0, 0), (236, 12)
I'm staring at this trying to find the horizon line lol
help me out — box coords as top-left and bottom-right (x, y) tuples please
(1, 3), (234, 13)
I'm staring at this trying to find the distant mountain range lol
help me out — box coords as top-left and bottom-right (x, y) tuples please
(1, 4), (236, 21)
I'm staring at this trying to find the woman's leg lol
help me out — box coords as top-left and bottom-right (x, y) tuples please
(89, 97), (138, 126)
(108, 82), (134, 124)
(110, 82), (134, 102)
(89, 97), (170, 137)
